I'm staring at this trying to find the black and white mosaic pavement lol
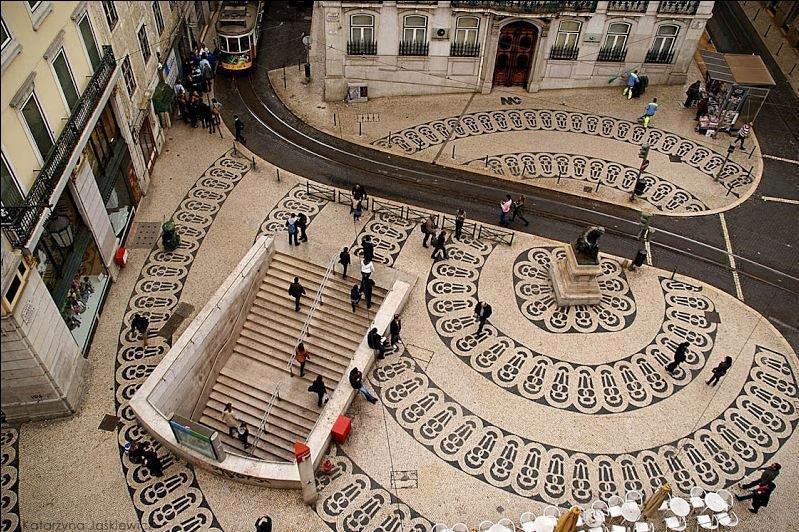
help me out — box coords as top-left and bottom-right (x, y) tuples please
(351, 210), (417, 266)
(1, 426), (20, 532)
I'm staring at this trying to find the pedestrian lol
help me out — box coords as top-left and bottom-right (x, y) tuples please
(633, 74), (648, 98)
(510, 195), (530, 226)
(695, 97), (709, 121)
(198, 99), (211, 129)
(362, 277), (374, 310)
(454, 209), (466, 240)
(288, 277), (306, 312)
(200, 53), (213, 91)
(307, 375), (328, 407)
(736, 480), (776, 514)
(361, 257), (374, 285)
(706, 356), (733, 386)
(623, 70), (639, 100)
(255, 516), (273, 532)
(234, 114), (246, 143)
(665, 341), (690, 374)
(431, 230), (448, 260)
(128, 440), (147, 464)
(733, 122), (752, 150)
(639, 97), (658, 127)
(352, 200), (363, 222)
(350, 283), (362, 312)
(131, 313), (150, 346)
(684, 80), (701, 107)
(291, 342), (309, 377)
(360, 235), (375, 263)
(338, 247), (351, 278)
(390, 314), (402, 348)
(367, 327), (387, 359)
(740, 464), (781, 490)
(421, 214), (436, 247)
(499, 195), (513, 227)
(296, 212), (308, 242)
(177, 91), (188, 121)
(351, 183), (367, 212)
(143, 448), (164, 477)
(209, 98), (222, 134)
(286, 213), (299, 246)
(234, 421), (251, 449)
(349, 367), (378, 404)
(473, 300), (493, 335)
(222, 402), (240, 437)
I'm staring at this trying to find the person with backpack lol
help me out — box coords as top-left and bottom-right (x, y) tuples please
(421, 214), (436, 247)
(338, 247), (351, 278)
(308, 375), (328, 407)
(286, 213), (299, 246)
(431, 230), (448, 260)
(367, 328), (387, 359)
(296, 212), (308, 243)
(350, 283), (362, 312)
(349, 367), (378, 404)
(288, 277), (306, 312)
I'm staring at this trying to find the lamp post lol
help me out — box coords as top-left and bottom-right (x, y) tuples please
(715, 143), (736, 182)
(47, 215), (75, 248)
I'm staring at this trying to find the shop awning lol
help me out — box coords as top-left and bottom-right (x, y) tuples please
(699, 50), (775, 86)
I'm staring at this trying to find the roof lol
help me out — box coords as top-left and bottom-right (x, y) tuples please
(699, 49), (734, 83)
(698, 49), (775, 86)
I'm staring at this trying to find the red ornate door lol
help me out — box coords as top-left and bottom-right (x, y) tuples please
(493, 22), (537, 87)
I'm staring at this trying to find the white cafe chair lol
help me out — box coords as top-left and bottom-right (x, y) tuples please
(717, 489), (734, 509)
(690, 486), (707, 510)
(609, 525), (628, 532)
(697, 513), (719, 531)
(607, 496), (625, 519)
(633, 522), (654, 532)
(625, 490), (643, 504)
(543, 505), (560, 518)
(520, 512), (536, 532)
(452, 524), (469, 532)
(591, 500), (609, 516)
(588, 526), (609, 532)
(497, 517), (516, 531)
(663, 515), (687, 532)
(717, 511), (739, 528)
(432, 524), (450, 532)
(479, 520), (495, 532)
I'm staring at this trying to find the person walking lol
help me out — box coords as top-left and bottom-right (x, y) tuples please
(338, 247), (351, 278)
(255, 516), (273, 532)
(639, 97), (658, 127)
(286, 213), (299, 246)
(296, 212), (308, 243)
(131, 313), (150, 346)
(362, 277), (374, 310)
(367, 328), (387, 359)
(209, 98), (222, 134)
(234, 421), (251, 449)
(684, 80), (701, 107)
(454, 209), (466, 240)
(351, 184), (367, 212)
(143, 448), (164, 477)
(665, 341), (690, 374)
(421, 214), (436, 247)
(499, 195), (513, 227)
(623, 70), (639, 100)
(233, 115), (246, 143)
(510, 195), (530, 226)
(361, 235), (375, 263)
(736, 481), (776, 514)
(222, 403), (241, 437)
(352, 200), (363, 222)
(390, 315), (402, 348)
(288, 277), (306, 312)
(431, 230), (448, 260)
(706, 356), (733, 386)
(350, 283), (362, 312)
(308, 375), (328, 407)
(291, 342), (310, 377)
(360, 257), (374, 285)
(474, 300), (493, 335)
(740, 464), (781, 491)
(733, 122), (752, 150)
(349, 367), (378, 404)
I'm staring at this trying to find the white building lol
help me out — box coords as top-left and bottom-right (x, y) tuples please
(319, 0), (714, 100)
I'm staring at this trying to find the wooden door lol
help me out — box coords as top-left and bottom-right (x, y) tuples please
(493, 22), (537, 87)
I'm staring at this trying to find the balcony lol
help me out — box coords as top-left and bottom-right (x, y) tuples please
(597, 47), (628, 62)
(347, 40), (377, 55)
(607, 1), (648, 12)
(450, 41), (481, 57)
(657, 1), (699, 15)
(1, 46), (116, 249)
(399, 41), (429, 56)
(549, 44), (579, 61)
(450, 1), (597, 14)
(645, 48), (675, 64)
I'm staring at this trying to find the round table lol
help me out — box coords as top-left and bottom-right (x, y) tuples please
(488, 525), (513, 532)
(583, 509), (606, 528)
(669, 497), (691, 517)
(533, 516), (556, 532)
(705, 492), (728, 512)
(621, 502), (641, 522)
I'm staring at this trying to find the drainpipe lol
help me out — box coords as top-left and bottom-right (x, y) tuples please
(475, 13), (490, 93)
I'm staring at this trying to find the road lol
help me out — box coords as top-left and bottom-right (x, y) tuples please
(216, 1), (798, 350)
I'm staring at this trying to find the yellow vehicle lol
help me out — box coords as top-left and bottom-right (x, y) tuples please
(216, 1), (263, 72)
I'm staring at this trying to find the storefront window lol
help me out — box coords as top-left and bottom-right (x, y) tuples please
(104, 151), (135, 238)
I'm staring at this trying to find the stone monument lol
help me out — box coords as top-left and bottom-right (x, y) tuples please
(549, 226), (605, 306)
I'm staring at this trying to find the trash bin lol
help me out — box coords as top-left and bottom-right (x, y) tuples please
(633, 249), (647, 268)
(162, 220), (181, 252)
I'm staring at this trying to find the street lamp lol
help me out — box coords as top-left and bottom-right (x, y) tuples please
(47, 215), (74, 248)
(715, 143), (736, 182)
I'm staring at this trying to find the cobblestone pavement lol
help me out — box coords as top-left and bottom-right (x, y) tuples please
(5, 121), (797, 531)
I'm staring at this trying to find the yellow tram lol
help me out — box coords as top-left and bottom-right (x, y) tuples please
(216, 1), (263, 72)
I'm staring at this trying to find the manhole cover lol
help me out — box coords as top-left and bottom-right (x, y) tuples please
(390, 469), (418, 489)
(668, 154), (683, 163)
(98, 414), (120, 431)
(128, 222), (161, 249)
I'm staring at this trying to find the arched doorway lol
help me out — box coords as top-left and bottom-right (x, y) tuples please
(493, 21), (538, 87)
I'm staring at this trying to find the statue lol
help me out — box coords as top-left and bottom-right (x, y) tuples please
(573, 226), (605, 264)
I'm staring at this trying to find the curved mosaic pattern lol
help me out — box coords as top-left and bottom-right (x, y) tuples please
(514, 247), (636, 333)
(256, 186), (330, 241)
(465, 152), (708, 214)
(316, 447), (432, 531)
(1, 426), (20, 532)
(373, 346), (798, 505)
(427, 239), (718, 413)
(372, 109), (753, 196)
(351, 210), (417, 266)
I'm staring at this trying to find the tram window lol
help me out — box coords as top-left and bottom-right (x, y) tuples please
(219, 36), (228, 52)
(228, 37), (240, 53)
(240, 35), (250, 51)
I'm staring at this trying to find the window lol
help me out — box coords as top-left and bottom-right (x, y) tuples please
(102, 1), (118, 31)
(651, 24), (679, 55)
(240, 35), (250, 52)
(1, 18), (10, 50)
(454, 16), (479, 45)
(1, 153), (24, 208)
(225, 35), (240, 53)
(78, 14), (101, 72)
(138, 25), (151, 63)
(2, 260), (31, 314)
(403, 15), (427, 43)
(152, 1), (165, 35)
(122, 56), (137, 96)
(350, 14), (374, 42)
(20, 94), (54, 162)
(52, 49), (79, 111)
(603, 22), (630, 52)
(554, 20), (581, 49)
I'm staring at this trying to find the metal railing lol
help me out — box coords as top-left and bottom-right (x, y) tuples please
(645, 48), (675, 64)
(1, 46), (116, 249)
(347, 40), (377, 55)
(657, 0), (699, 15)
(451, 41), (481, 57)
(399, 41), (429, 56)
(450, 1), (597, 13)
(597, 47), (628, 62)
(249, 253), (338, 455)
(549, 45), (579, 60)
(607, 0), (648, 11)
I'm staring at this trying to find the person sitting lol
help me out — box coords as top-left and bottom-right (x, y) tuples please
(367, 327), (388, 359)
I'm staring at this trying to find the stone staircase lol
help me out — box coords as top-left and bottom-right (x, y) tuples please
(198, 252), (386, 461)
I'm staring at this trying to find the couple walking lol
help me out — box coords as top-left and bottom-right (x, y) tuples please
(499, 195), (530, 228)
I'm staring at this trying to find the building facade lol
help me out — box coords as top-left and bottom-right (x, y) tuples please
(319, 1), (714, 100)
(0, 1), (214, 422)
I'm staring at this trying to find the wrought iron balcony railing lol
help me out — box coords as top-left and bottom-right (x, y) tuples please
(607, 0), (648, 12)
(347, 40), (377, 55)
(657, 0), (699, 14)
(1, 46), (116, 249)
(645, 47), (675, 64)
(399, 41), (429, 56)
(450, 1), (597, 14)
(450, 41), (481, 57)
(549, 44), (579, 60)
(597, 47), (628, 62)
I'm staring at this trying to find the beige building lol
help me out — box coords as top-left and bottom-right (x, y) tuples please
(0, 1), (215, 422)
(318, 0), (714, 100)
